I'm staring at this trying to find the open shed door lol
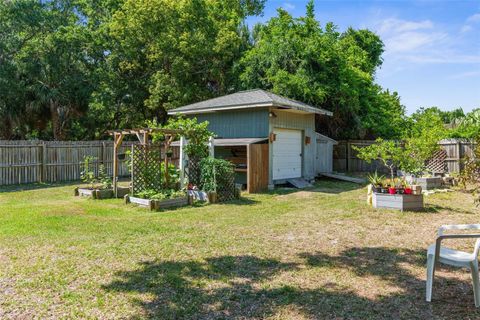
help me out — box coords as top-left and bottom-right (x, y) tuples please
(272, 128), (302, 180)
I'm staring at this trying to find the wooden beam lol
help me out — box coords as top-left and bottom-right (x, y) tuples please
(320, 173), (366, 184)
(179, 136), (186, 188)
(108, 128), (182, 136)
(113, 132), (124, 197)
(164, 134), (174, 187)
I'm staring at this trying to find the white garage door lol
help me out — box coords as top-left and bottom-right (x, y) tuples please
(272, 129), (302, 180)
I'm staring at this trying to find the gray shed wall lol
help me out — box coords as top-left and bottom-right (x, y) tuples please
(315, 134), (335, 174)
(269, 110), (316, 184)
(192, 109), (269, 138)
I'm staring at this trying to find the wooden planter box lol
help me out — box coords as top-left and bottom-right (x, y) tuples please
(76, 187), (113, 199)
(373, 193), (424, 211)
(115, 187), (131, 198)
(126, 195), (189, 211)
(75, 186), (130, 199)
(416, 177), (443, 191)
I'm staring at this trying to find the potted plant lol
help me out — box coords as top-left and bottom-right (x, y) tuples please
(381, 179), (390, 194)
(394, 178), (405, 194)
(388, 180), (396, 195)
(403, 179), (413, 194)
(367, 171), (384, 193)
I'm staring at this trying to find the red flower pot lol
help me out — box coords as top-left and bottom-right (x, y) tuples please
(388, 187), (396, 194)
(404, 188), (412, 194)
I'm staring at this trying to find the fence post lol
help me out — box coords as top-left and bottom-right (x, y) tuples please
(208, 136), (215, 157)
(456, 140), (461, 172)
(179, 136), (186, 188)
(101, 141), (106, 165)
(41, 141), (47, 183)
(346, 141), (351, 172)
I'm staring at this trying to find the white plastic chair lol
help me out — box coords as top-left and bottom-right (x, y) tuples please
(426, 224), (480, 306)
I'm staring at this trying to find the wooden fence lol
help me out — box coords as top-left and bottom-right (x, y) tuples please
(333, 139), (476, 174)
(0, 140), (151, 186)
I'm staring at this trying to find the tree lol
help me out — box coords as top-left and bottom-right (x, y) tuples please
(0, 0), (95, 140)
(398, 108), (448, 174)
(148, 117), (213, 159)
(450, 108), (480, 139)
(359, 88), (407, 139)
(459, 136), (480, 206)
(0, 0), (45, 138)
(105, 0), (265, 124)
(237, 1), (403, 139)
(353, 138), (405, 180)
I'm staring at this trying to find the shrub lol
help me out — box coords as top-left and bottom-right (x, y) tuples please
(200, 157), (235, 193)
(80, 156), (112, 189)
(459, 137), (480, 206)
(136, 189), (185, 200)
(353, 138), (404, 180)
(147, 117), (213, 159)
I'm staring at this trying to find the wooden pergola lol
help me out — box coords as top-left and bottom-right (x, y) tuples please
(108, 128), (183, 197)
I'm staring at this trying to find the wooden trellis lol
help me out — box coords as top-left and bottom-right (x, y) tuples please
(131, 144), (164, 194)
(426, 149), (448, 174)
(215, 167), (238, 202)
(108, 128), (182, 197)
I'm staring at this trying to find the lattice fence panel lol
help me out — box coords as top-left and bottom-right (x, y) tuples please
(131, 144), (164, 195)
(186, 157), (202, 187)
(215, 168), (237, 202)
(186, 157), (238, 202)
(426, 149), (448, 174)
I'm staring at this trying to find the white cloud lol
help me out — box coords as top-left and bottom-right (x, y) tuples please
(282, 2), (295, 10)
(461, 25), (473, 33)
(372, 18), (448, 55)
(449, 70), (480, 79)
(385, 31), (447, 53)
(370, 17), (479, 66)
(376, 18), (433, 34)
(466, 13), (480, 24)
(461, 13), (480, 33)
(403, 54), (480, 64)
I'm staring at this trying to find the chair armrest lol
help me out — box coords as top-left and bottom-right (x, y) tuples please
(434, 234), (480, 268)
(438, 224), (480, 236)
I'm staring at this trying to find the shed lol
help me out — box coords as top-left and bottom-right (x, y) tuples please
(315, 133), (338, 174)
(168, 89), (333, 192)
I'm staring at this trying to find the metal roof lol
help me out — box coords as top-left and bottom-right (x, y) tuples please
(171, 137), (268, 147)
(168, 89), (332, 116)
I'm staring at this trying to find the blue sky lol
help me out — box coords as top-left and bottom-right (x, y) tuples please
(247, 0), (480, 114)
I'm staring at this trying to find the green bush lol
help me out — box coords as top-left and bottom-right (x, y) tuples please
(80, 156), (112, 189)
(136, 189), (185, 200)
(200, 157), (234, 193)
(353, 139), (404, 180)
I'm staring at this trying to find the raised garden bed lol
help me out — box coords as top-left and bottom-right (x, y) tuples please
(373, 193), (424, 211)
(126, 194), (190, 211)
(415, 177), (443, 191)
(75, 186), (130, 199)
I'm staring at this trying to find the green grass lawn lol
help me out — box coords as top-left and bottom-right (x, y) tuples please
(1, 180), (479, 319)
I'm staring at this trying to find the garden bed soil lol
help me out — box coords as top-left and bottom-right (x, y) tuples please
(126, 195), (189, 211)
(372, 193), (424, 211)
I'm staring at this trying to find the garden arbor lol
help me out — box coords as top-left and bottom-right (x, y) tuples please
(108, 128), (183, 197)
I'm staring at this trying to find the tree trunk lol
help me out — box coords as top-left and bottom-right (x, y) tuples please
(50, 100), (67, 141)
(0, 116), (13, 139)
